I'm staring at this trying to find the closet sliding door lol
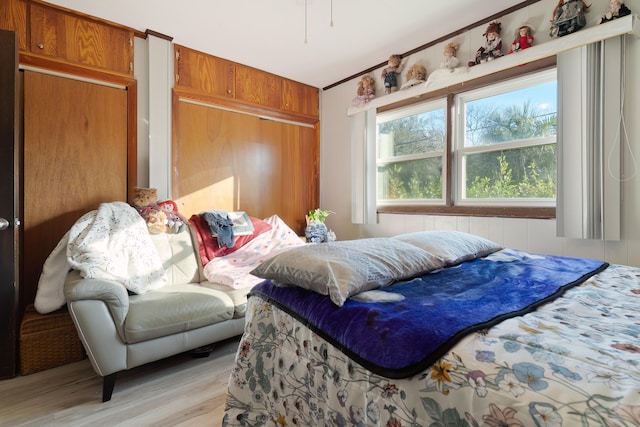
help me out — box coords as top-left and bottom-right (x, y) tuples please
(22, 71), (128, 310)
(173, 99), (318, 235)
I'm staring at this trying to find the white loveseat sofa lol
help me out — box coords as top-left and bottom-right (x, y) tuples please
(63, 227), (249, 402)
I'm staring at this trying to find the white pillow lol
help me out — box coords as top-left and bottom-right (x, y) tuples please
(251, 237), (444, 306)
(393, 230), (502, 266)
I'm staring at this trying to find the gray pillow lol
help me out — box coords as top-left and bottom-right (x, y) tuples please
(393, 230), (502, 266)
(251, 238), (444, 306)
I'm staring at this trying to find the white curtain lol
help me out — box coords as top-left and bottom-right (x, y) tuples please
(556, 36), (623, 240)
(350, 110), (377, 224)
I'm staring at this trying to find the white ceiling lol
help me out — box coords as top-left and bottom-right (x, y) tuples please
(43, 0), (525, 89)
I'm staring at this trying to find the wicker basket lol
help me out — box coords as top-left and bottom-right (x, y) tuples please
(19, 305), (85, 375)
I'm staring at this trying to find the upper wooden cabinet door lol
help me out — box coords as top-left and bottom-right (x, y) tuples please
(282, 80), (319, 118)
(174, 45), (234, 97)
(235, 64), (281, 110)
(0, 0), (27, 51)
(29, 4), (134, 75)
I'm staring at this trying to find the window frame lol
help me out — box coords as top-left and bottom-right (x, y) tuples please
(375, 56), (557, 219)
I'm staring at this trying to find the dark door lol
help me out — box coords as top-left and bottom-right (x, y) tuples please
(0, 29), (20, 379)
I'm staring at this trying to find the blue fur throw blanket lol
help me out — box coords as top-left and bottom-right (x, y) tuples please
(250, 249), (607, 378)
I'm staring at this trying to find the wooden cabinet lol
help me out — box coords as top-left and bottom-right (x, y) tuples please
(29, 3), (134, 75)
(175, 45), (234, 98)
(174, 44), (319, 121)
(282, 79), (319, 117)
(0, 0), (27, 51)
(234, 64), (282, 110)
(0, 0), (134, 76)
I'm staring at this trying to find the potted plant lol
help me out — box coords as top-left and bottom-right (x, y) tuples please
(305, 208), (334, 243)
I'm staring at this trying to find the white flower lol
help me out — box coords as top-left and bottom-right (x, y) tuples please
(582, 364), (629, 391)
(498, 372), (526, 397)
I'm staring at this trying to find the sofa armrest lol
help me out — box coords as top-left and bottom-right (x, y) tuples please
(64, 270), (129, 328)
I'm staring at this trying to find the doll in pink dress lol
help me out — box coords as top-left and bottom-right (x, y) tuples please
(352, 76), (376, 105)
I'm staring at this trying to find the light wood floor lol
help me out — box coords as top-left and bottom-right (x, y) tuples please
(0, 337), (241, 427)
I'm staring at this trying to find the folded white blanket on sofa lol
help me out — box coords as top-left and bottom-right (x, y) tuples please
(34, 201), (166, 314)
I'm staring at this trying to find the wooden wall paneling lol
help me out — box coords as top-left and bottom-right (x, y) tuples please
(0, 0), (27, 51)
(28, 3), (134, 75)
(21, 70), (128, 310)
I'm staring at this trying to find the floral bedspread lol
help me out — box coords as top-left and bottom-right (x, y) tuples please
(223, 259), (640, 427)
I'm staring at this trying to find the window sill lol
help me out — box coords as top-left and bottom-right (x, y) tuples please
(347, 15), (639, 117)
(377, 205), (556, 219)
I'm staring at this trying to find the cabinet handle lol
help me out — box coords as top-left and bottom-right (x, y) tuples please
(37, 43), (44, 49)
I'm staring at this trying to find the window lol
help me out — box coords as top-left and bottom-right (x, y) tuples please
(376, 65), (557, 217)
(456, 70), (557, 206)
(377, 100), (446, 203)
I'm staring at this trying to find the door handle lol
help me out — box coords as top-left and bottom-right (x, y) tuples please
(0, 218), (9, 230)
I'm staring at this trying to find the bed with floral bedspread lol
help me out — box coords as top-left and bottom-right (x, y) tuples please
(223, 232), (640, 427)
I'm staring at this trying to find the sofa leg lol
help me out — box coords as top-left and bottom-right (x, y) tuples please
(102, 373), (117, 402)
(190, 343), (215, 358)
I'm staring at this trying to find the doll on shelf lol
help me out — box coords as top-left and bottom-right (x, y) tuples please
(352, 75), (376, 105)
(597, 0), (631, 24)
(508, 24), (535, 53)
(468, 21), (504, 67)
(400, 64), (427, 89)
(549, 0), (591, 38)
(440, 42), (460, 71)
(381, 54), (404, 94)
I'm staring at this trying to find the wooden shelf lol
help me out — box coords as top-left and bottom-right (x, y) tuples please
(347, 14), (639, 116)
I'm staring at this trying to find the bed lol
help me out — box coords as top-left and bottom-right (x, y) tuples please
(222, 231), (640, 427)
